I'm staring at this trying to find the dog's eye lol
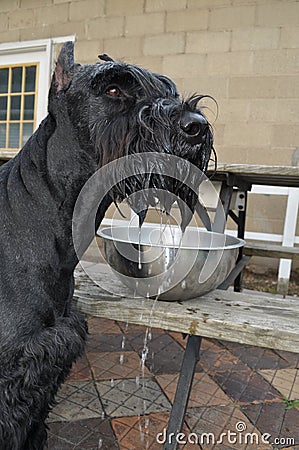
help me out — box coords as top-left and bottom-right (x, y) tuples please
(106, 86), (122, 98)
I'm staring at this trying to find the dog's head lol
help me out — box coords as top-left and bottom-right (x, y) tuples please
(50, 42), (215, 229)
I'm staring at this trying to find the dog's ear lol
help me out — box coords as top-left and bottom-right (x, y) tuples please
(53, 41), (75, 93)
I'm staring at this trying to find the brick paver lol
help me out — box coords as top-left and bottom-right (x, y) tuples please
(47, 316), (299, 449)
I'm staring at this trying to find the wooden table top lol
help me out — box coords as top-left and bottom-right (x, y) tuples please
(208, 163), (299, 188)
(74, 264), (299, 353)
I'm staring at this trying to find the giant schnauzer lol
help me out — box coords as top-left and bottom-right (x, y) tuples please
(0, 42), (214, 449)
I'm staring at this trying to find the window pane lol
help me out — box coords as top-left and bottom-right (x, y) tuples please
(8, 123), (20, 148)
(10, 95), (21, 120)
(0, 96), (7, 120)
(12, 67), (22, 93)
(22, 123), (33, 146)
(0, 123), (6, 147)
(24, 95), (34, 120)
(0, 68), (9, 94)
(25, 66), (36, 92)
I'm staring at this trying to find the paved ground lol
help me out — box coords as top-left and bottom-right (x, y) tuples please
(46, 313), (299, 449)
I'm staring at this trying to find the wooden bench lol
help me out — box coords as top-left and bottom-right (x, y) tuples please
(244, 242), (299, 261)
(74, 263), (299, 450)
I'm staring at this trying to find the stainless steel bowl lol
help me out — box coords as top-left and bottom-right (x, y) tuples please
(98, 225), (244, 301)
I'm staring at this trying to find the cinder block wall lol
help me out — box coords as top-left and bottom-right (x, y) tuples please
(1, 0), (298, 256)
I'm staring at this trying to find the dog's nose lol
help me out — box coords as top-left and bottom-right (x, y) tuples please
(180, 111), (208, 144)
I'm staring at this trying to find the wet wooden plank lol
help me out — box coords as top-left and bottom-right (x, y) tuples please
(74, 264), (299, 353)
(244, 243), (299, 260)
(208, 163), (299, 187)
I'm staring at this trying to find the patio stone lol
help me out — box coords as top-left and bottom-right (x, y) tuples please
(48, 417), (118, 449)
(126, 330), (199, 375)
(157, 372), (232, 407)
(212, 369), (282, 404)
(219, 341), (292, 370)
(96, 378), (171, 417)
(87, 316), (122, 334)
(48, 381), (103, 423)
(66, 354), (92, 382)
(87, 351), (151, 380)
(185, 405), (272, 449)
(259, 368), (299, 400)
(86, 333), (131, 353)
(241, 402), (299, 448)
(40, 314), (299, 448)
(112, 412), (198, 449)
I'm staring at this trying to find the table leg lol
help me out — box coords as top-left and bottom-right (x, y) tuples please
(234, 192), (248, 292)
(163, 335), (202, 450)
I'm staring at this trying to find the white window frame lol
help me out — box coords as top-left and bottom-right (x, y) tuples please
(0, 35), (75, 157)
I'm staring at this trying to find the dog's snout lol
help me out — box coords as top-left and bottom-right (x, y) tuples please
(180, 111), (208, 143)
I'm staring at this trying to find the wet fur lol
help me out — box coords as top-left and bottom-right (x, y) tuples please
(0, 42), (213, 448)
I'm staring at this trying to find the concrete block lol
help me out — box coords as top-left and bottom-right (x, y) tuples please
(280, 27), (299, 49)
(73, 40), (103, 64)
(276, 75), (299, 98)
(224, 122), (272, 147)
(253, 49), (299, 74)
(232, 27), (280, 51)
(104, 36), (142, 58)
(0, 29), (20, 42)
(208, 51), (253, 75)
(166, 9), (208, 32)
(229, 76), (278, 99)
(0, 13), (8, 31)
(163, 54), (207, 78)
(146, 0), (186, 12)
(178, 75), (229, 99)
(19, 26), (52, 41)
(127, 55), (163, 73)
(249, 99), (278, 123)
(217, 99), (250, 123)
(87, 16), (124, 40)
(0, 0), (18, 12)
(188, 0), (231, 7)
(70, 0), (105, 21)
(51, 21), (86, 41)
(257, 2), (299, 27)
(273, 99), (299, 124)
(21, 0), (52, 7)
(107, 0), (144, 16)
(143, 33), (185, 56)
(272, 124), (299, 147)
(9, 8), (36, 29)
(125, 13), (165, 36)
(216, 144), (249, 164)
(186, 30), (230, 53)
(35, 4), (68, 26)
(209, 5), (255, 30)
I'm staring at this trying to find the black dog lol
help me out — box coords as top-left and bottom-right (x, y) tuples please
(0, 42), (214, 449)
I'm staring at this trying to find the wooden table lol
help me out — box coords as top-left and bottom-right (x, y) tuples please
(74, 264), (299, 450)
(205, 163), (299, 292)
(74, 264), (299, 354)
(74, 163), (299, 450)
(209, 163), (299, 188)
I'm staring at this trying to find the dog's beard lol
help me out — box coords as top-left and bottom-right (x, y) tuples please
(91, 97), (214, 230)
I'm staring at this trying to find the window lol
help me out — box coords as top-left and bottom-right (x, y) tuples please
(0, 36), (75, 157)
(0, 63), (38, 150)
